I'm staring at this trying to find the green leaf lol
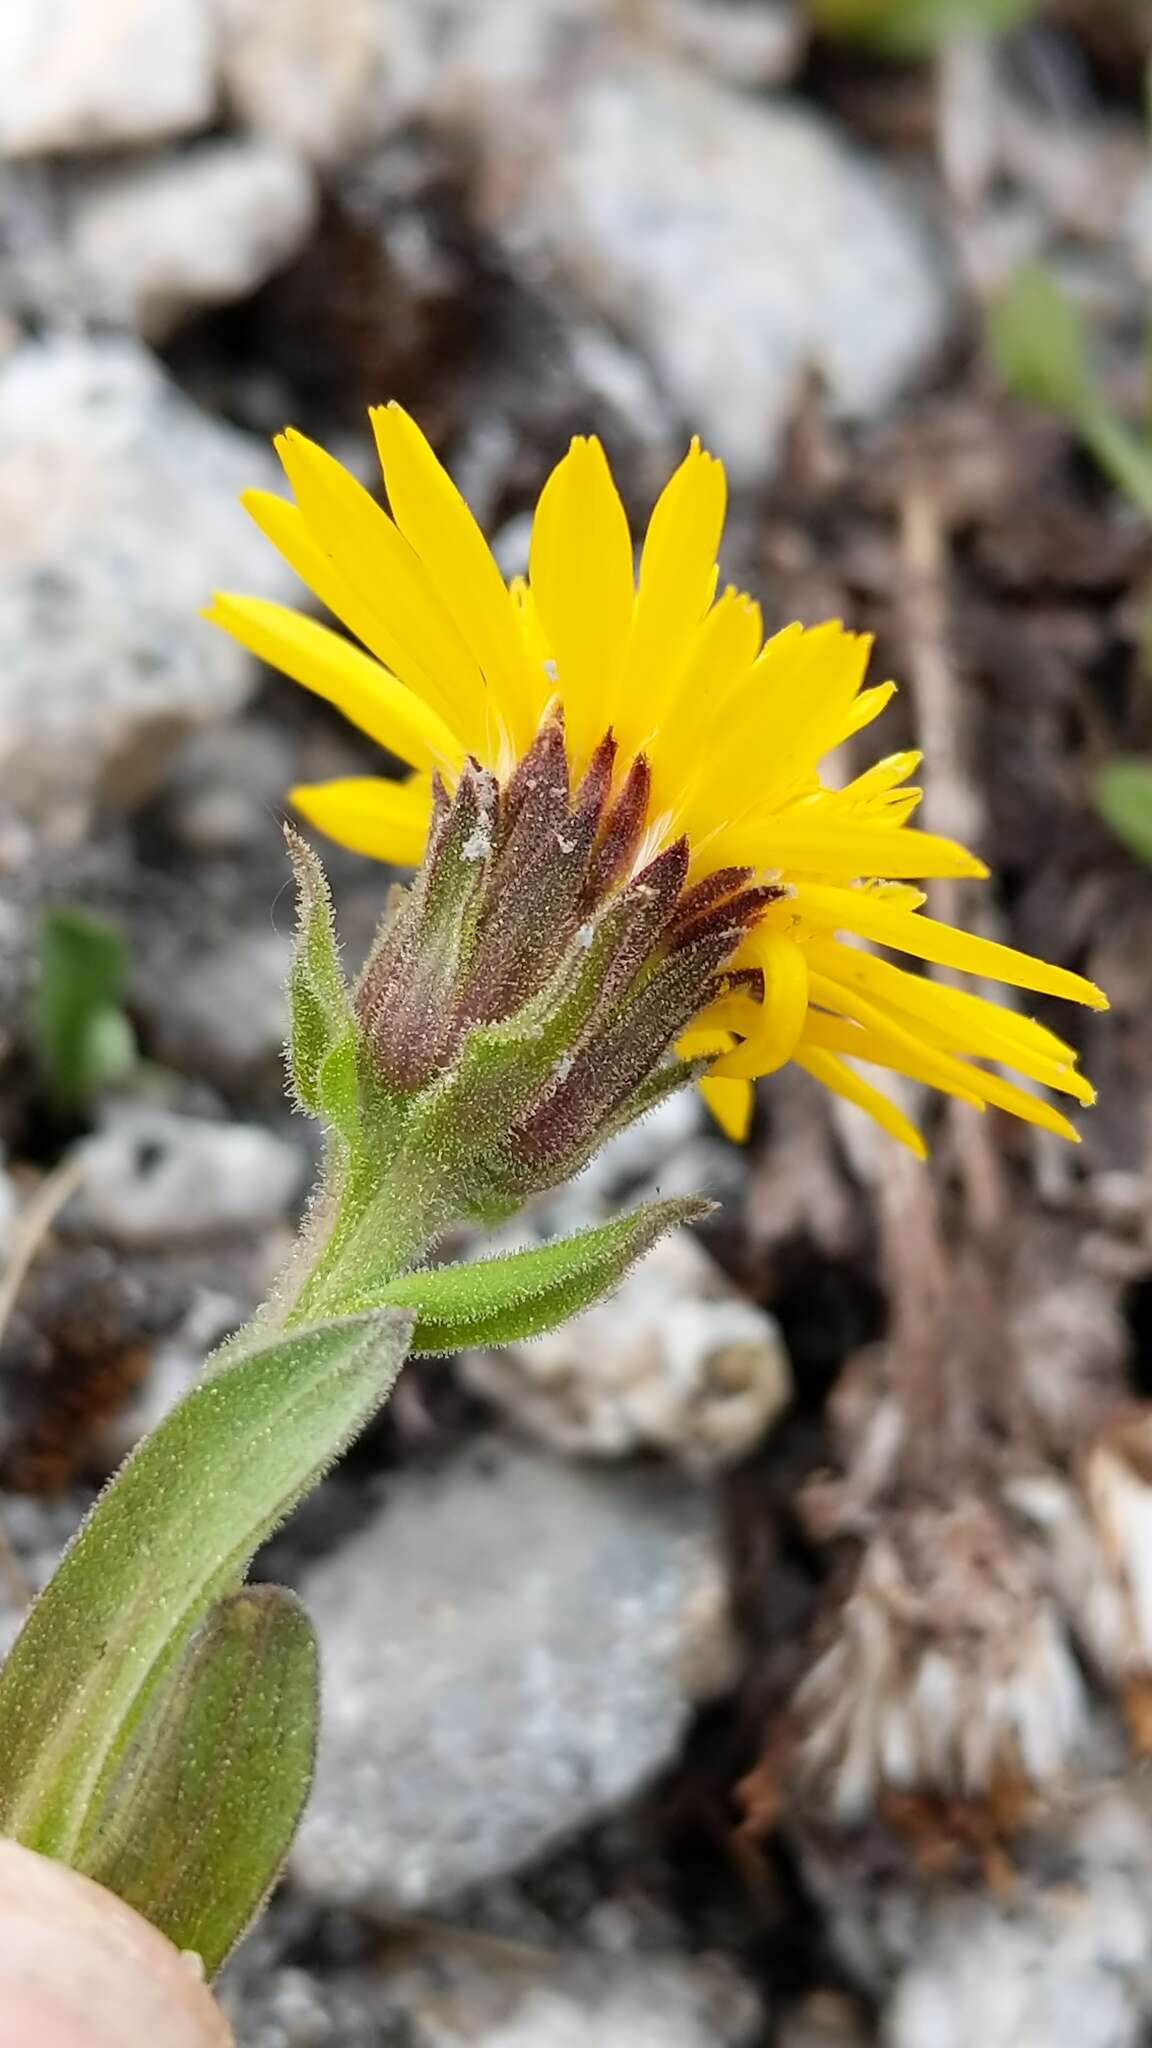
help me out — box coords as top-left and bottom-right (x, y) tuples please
(0, 1306), (412, 1864)
(988, 265), (1152, 519)
(379, 1197), (713, 1353)
(78, 1586), (317, 1976)
(987, 263), (1093, 421)
(809, 0), (1040, 53)
(1094, 756), (1152, 866)
(285, 827), (354, 1118)
(36, 905), (137, 1111)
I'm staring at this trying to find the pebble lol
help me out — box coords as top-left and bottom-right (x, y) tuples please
(888, 1816), (1152, 2048)
(292, 1437), (738, 1912)
(141, 930), (293, 1091)
(211, 0), (406, 165)
(0, 334), (295, 839)
(502, 65), (953, 481)
(0, 1150), (17, 1270)
(0, 0), (215, 158)
(221, 1938), (762, 2048)
(461, 1227), (790, 1470)
(69, 1107), (305, 1248)
(658, 0), (805, 89)
(163, 718), (299, 854)
(67, 140), (318, 343)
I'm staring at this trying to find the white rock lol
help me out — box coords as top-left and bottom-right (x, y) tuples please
(0, 1149), (17, 1270)
(0, 0), (215, 158)
(0, 334), (295, 838)
(889, 1801), (1152, 2048)
(211, 0), (413, 164)
(500, 66), (953, 481)
(462, 1227), (790, 1470)
(293, 1438), (737, 1910)
(70, 1108), (304, 1248)
(655, 0), (805, 89)
(67, 140), (318, 343)
(222, 1941), (762, 2048)
(142, 929), (292, 1086)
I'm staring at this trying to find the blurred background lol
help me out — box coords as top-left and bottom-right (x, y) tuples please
(2, 1), (1152, 2042)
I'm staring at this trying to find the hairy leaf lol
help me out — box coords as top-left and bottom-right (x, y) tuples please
(380, 1197), (712, 1353)
(0, 1307), (412, 1862)
(79, 1586), (317, 1976)
(286, 826), (354, 1117)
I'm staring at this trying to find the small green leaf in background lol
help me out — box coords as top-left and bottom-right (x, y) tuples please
(36, 905), (137, 1112)
(80, 1586), (318, 1977)
(1095, 756), (1152, 865)
(381, 1196), (713, 1353)
(986, 262), (1093, 420)
(0, 1306), (412, 1870)
(808, 0), (1041, 55)
(989, 264), (1152, 520)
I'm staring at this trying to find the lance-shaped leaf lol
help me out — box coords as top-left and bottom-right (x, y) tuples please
(377, 1197), (712, 1353)
(0, 1305), (412, 1864)
(285, 826), (354, 1117)
(79, 1586), (317, 1978)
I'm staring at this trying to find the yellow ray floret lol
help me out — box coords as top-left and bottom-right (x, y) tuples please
(207, 402), (1106, 1154)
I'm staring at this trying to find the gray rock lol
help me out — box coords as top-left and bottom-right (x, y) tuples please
(888, 1802), (1152, 2048)
(66, 140), (318, 342)
(799, 1784), (1152, 2048)
(657, 0), (805, 89)
(0, 1147), (17, 1269)
(501, 66), (953, 481)
(211, 0), (409, 164)
(0, 335), (294, 838)
(163, 718), (299, 853)
(141, 929), (293, 1089)
(293, 1438), (738, 1911)
(462, 1227), (790, 1470)
(69, 1107), (305, 1248)
(221, 1937), (761, 2048)
(0, 0), (215, 158)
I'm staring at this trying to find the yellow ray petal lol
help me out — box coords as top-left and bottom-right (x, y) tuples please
(806, 969), (986, 1105)
(709, 817), (988, 881)
(805, 979), (1082, 1139)
(206, 594), (463, 776)
(527, 435), (635, 770)
(370, 403), (542, 749)
(711, 931), (810, 1079)
(805, 935), (1079, 1065)
(831, 680), (897, 746)
(794, 883), (1109, 1010)
(242, 488), (470, 736)
(614, 438), (727, 745)
(653, 590), (764, 837)
(678, 1026), (755, 1141)
(274, 432), (491, 748)
(291, 775), (433, 867)
(795, 1044), (927, 1158)
(712, 624), (873, 818)
(829, 751), (922, 808)
(699, 1074), (755, 1141)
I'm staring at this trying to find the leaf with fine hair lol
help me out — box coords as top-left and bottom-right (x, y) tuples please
(285, 825), (354, 1119)
(377, 1197), (713, 1353)
(0, 1306), (412, 1865)
(78, 1586), (318, 1977)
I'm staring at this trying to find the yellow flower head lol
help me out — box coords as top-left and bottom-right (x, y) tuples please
(207, 405), (1104, 1155)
